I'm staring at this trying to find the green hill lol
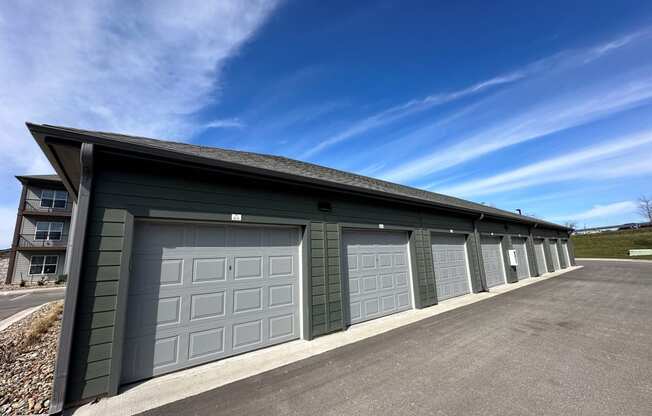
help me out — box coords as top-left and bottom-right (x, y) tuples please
(572, 228), (652, 260)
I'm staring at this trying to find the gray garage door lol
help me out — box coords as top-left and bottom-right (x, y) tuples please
(534, 239), (547, 275)
(343, 230), (412, 325)
(512, 237), (530, 280)
(481, 236), (506, 288)
(549, 239), (561, 270)
(121, 221), (301, 384)
(430, 233), (470, 301)
(561, 240), (571, 268)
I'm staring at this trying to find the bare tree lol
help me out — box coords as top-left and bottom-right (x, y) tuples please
(639, 195), (652, 223)
(563, 220), (577, 229)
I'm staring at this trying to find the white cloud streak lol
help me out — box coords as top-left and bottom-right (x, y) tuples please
(204, 118), (245, 129)
(299, 72), (523, 159)
(0, 0), (279, 175)
(0, 0), (279, 247)
(436, 130), (652, 197)
(382, 75), (652, 183)
(547, 201), (638, 222)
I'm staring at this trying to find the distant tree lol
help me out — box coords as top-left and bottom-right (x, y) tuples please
(563, 220), (577, 229)
(639, 195), (652, 223)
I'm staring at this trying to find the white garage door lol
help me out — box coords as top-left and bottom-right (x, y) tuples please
(534, 239), (547, 275)
(561, 240), (571, 268)
(430, 233), (470, 301)
(549, 239), (561, 270)
(343, 230), (412, 325)
(121, 221), (301, 384)
(512, 237), (530, 280)
(481, 236), (506, 288)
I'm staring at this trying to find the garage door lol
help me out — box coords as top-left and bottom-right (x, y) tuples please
(481, 236), (506, 288)
(343, 230), (412, 325)
(121, 221), (301, 384)
(561, 240), (571, 268)
(549, 239), (561, 270)
(534, 239), (547, 275)
(430, 233), (470, 301)
(511, 237), (530, 280)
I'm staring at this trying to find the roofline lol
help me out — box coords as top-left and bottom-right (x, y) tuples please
(15, 174), (63, 184)
(26, 122), (570, 231)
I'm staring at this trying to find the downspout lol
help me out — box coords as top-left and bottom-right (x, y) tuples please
(473, 213), (487, 291)
(49, 143), (94, 415)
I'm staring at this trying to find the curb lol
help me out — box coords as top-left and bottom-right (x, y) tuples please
(576, 258), (652, 263)
(0, 286), (66, 296)
(0, 303), (49, 331)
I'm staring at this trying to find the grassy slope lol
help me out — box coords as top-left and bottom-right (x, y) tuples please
(572, 228), (652, 260)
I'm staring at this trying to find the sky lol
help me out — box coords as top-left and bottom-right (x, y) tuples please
(1, 0), (652, 247)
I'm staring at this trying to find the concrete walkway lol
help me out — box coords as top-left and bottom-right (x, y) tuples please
(71, 266), (582, 416)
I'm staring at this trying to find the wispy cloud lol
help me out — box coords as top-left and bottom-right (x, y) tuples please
(436, 130), (652, 197)
(381, 73), (652, 183)
(205, 118), (245, 129)
(547, 201), (638, 222)
(298, 72), (524, 159)
(0, 0), (279, 246)
(299, 30), (647, 161)
(0, 1), (279, 176)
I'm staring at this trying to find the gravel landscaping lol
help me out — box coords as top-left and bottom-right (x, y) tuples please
(0, 301), (63, 415)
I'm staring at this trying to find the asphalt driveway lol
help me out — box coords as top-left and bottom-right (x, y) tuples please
(143, 260), (652, 416)
(0, 289), (65, 321)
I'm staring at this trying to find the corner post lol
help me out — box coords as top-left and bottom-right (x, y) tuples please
(49, 143), (94, 415)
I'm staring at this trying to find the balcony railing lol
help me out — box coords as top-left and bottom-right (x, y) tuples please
(23, 199), (73, 215)
(18, 234), (69, 249)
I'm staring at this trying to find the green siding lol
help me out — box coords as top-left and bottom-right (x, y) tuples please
(413, 229), (437, 307)
(502, 237), (518, 283)
(310, 222), (344, 336)
(465, 232), (484, 292)
(63, 154), (567, 406)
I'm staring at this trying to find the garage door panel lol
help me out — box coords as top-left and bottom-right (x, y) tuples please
(534, 240), (547, 275)
(343, 230), (412, 325)
(431, 233), (470, 301)
(481, 236), (506, 288)
(122, 222), (301, 384)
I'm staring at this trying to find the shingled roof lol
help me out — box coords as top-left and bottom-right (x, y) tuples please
(29, 123), (568, 230)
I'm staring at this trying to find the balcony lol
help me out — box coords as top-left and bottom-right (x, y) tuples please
(23, 199), (73, 216)
(18, 234), (69, 250)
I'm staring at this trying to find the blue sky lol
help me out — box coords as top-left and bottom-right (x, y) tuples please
(1, 1), (652, 247)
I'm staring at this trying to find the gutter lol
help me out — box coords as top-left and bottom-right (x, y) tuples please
(49, 143), (94, 415)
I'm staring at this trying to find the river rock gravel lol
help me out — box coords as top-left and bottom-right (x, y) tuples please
(0, 301), (62, 415)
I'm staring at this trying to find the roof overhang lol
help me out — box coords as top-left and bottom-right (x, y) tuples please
(26, 122), (570, 231)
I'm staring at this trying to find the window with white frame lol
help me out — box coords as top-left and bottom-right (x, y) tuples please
(40, 189), (68, 208)
(29, 255), (58, 275)
(35, 222), (64, 240)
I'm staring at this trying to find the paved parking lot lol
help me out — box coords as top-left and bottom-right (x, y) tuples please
(144, 260), (652, 416)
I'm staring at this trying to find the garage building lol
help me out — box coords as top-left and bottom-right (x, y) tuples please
(27, 124), (574, 412)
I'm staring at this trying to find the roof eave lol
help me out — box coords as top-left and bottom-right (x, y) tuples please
(26, 123), (570, 231)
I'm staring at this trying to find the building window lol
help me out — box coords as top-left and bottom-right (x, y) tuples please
(29, 255), (58, 275)
(35, 222), (64, 240)
(40, 190), (68, 208)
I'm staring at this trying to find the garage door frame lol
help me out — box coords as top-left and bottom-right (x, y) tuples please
(108, 207), (311, 395)
(428, 229), (475, 300)
(339, 223), (417, 326)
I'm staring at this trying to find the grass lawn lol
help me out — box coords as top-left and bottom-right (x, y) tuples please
(572, 228), (652, 260)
